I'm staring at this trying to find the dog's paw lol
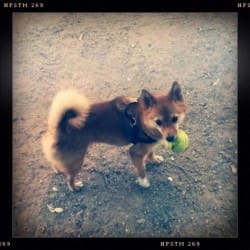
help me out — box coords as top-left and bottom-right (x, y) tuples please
(154, 155), (164, 162)
(136, 177), (150, 188)
(75, 180), (84, 188)
(150, 154), (164, 163)
(67, 180), (84, 192)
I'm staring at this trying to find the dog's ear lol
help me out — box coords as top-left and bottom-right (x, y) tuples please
(169, 81), (183, 101)
(113, 96), (137, 112)
(125, 102), (138, 118)
(138, 89), (156, 108)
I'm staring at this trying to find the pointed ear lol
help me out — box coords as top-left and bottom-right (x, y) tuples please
(138, 89), (156, 108)
(125, 102), (138, 118)
(169, 81), (183, 101)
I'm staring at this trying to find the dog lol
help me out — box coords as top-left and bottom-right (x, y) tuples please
(42, 81), (187, 191)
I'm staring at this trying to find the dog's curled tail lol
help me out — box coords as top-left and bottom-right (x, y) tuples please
(47, 89), (90, 133)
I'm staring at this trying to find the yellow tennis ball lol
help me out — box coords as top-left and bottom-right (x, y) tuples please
(165, 129), (189, 153)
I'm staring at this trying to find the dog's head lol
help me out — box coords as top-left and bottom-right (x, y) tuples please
(136, 81), (187, 142)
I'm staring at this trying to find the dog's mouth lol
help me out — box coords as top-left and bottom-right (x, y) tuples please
(141, 126), (163, 141)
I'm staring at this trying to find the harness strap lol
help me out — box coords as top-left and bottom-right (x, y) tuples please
(124, 102), (157, 144)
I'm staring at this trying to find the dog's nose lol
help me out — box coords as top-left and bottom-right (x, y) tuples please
(166, 135), (175, 142)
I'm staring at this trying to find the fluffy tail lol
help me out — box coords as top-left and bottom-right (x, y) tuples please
(47, 89), (90, 134)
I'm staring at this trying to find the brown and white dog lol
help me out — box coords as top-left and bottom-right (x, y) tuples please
(42, 81), (187, 191)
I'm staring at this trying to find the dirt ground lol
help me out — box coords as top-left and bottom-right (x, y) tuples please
(12, 13), (237, 238)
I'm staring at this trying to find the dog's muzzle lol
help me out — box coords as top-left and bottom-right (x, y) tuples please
(166, 135), (176, 142)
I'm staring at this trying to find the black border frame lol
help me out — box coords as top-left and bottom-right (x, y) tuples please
(1, 0), (249, 249)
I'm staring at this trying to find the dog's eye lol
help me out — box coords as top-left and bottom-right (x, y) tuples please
(155, 119), (163, 126)
(172, 116), (178, 123)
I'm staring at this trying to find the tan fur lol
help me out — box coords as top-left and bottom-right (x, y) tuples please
(42, 82), (187, 191)
(47, 89), (90, 132)
(42, 90), (90, 179)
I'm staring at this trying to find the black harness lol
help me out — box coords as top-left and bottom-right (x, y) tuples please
(124, 102), (157, 144)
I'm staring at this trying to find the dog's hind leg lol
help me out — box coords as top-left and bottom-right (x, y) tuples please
(66, 172), (83, 192)
(60, 148), (88, 192)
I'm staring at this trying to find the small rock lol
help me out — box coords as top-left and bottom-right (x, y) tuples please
(231, 165), (237, 174)
(213, 79), (220, 86)
(52, 186), (58, 192)
(90, 167), (95, 173)
(137, 218), (145, 224)
(167, 176), (173, 182)
(75, 220), (82, 229)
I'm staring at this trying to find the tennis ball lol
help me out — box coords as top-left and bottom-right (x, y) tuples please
(165, 129), (189, 153)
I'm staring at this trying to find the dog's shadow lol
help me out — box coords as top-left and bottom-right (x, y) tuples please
(37, 160), (198, 237)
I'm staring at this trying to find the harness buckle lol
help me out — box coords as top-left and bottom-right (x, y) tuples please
(130, 117), (136, 127)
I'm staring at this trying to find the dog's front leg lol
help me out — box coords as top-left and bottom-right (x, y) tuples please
(129, 143), (153, 188)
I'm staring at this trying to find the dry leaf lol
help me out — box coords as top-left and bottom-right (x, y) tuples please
(47, 204), (63, 213)
(79, 33), (83, 41)
(54, 207), (63, 213)
(47, 204), (55, 213)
